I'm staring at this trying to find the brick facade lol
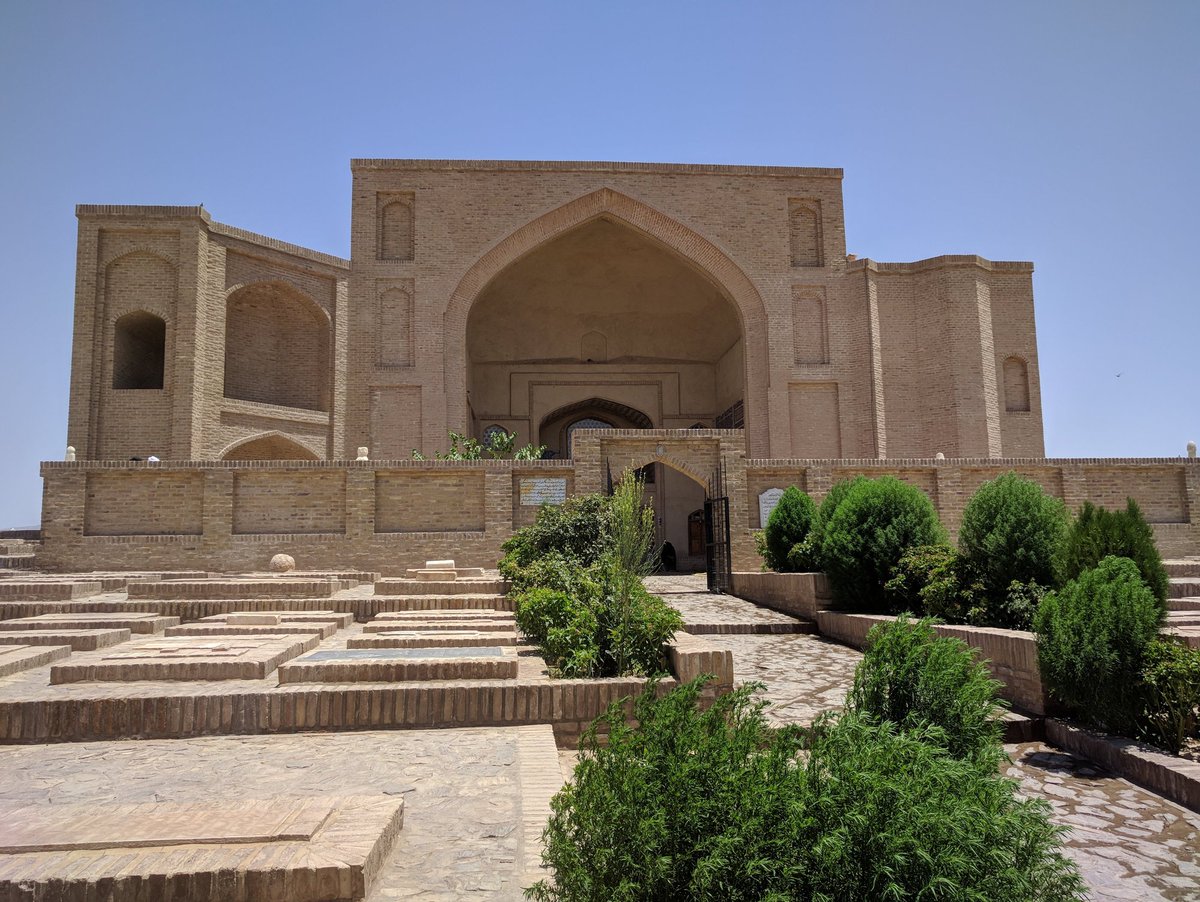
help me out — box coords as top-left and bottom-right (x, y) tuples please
(63, 161), (1045, 464)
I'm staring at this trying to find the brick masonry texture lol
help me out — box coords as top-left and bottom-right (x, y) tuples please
(38, 448), (1200, 572)
(64, 161), (1045, 469)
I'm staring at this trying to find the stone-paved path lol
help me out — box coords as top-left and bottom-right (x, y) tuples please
(0, 726), (562, 901)
(647, 574), (1200, 902)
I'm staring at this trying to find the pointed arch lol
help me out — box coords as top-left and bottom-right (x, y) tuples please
(443, 188), (769, 454)
(219, 431), (321, 461)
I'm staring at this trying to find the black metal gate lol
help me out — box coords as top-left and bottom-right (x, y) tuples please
(705, 462), (732, 593)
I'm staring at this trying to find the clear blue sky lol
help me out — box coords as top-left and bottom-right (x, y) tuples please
(1, 1), (1197, 528)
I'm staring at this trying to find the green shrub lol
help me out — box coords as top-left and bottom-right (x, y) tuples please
(529, 678), (1084, 902)
(981, 578), (1047, 631)
(1138, 639), (1200, 754)
(784, 533), (821, 572)
(760, 486), (816, 572)
(808, 475), (866, 557)
(820, 476), (946, 611)
(500, 493), (612, 589)
(848, 616), (1006, 762)
(958, 472), (1068, 606)
(1034, 556), (1165, 734)
(883, 543), (973, 620)
(1064, 499), (1169, 603)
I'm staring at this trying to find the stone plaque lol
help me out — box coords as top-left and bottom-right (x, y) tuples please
(520, 477), (567, 506)
(759, 488), (785, 526)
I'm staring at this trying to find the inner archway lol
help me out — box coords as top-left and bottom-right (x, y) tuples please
(538, 397), (654, 458)
(466, 216), (746, 446)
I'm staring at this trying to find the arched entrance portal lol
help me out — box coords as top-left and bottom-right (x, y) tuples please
(644, 462), (708, 572)
(466, 216), (747, 448)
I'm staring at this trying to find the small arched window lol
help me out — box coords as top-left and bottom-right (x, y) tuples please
(113, 312), (166, 389)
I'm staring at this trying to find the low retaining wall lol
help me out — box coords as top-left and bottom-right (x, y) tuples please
(729, 571), (832, 620)
(813, 611), (1048, 715)
(1047, 719), (1200, 814)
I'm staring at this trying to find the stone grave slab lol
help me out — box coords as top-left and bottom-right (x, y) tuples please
(50, 634), (319, 683)
(405, 566), (486, 578)
(0, 628), (130, 651)
(276, 646), (519, 683)
(0, 644), (71, 677)
(0, 795), (403, 901)
(166, 622), (336, 639)
(375, 609), (501, 620)
(363, 618), (515, 633)
(202, 610), (354, 629)
(0, 612), (178, 634)
(128, 578), (339, 599)
(349, 631), (519, 649)
(0, 581), (102, 600)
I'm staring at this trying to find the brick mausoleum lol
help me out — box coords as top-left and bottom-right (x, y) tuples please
(42, 160), (1198, 572)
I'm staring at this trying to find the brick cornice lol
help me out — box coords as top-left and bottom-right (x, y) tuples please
(351, 158), (844, 179)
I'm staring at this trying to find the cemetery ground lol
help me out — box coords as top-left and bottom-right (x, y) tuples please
(0, 561), (1196, 900)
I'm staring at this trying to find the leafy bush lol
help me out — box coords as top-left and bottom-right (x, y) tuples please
(807, 475), (866, 558)
(784, 533), (821, 572)
(529, 678), (1083, 902)
(958, 472), (1068, 607)
(411, 429), (546, 461)
(1063, 499), (1169, 603)
(883, 543), (973, 620)
(819, 476), (946, 611)
(760, 486), (816, 572)
(848, 616), (1006, 762)
(1138, 639), (1200, 754)
(988, 578), (1048, 631)
(1034, 556), (1165, 734)
(500, 493), (612, 589)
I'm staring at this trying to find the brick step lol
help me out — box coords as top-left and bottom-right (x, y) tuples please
(0, 595), (514, 624)
(128, 579), (352, 600)
(683, 620), (818, 635)
(1168, 598), (1200, 611)
(374, 578), (507, 596)
(1165, 561), (1200, 578)
(1169, 578), (1200, 599)
(277, 647), (520, 684)
(0, 555), (36, 570)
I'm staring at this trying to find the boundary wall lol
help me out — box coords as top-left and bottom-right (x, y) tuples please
(38, 442), (1200, 573)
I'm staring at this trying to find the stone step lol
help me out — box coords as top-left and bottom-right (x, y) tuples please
(0, 581), (101, 600)
(0, 644), (71, 677)
(1168, 598), (1200, 611)
(683, 621), (818, 635)
(0, 555), (35, 570)
(363, 619), (515, 633)
(1165, 627), (1200, 649)
(0, 613), (179, 633)
(348, 632), (519, 649)
(368, 595), (514, 612)
(1165, 612), (1200, 627)
(1170, 578), (1200, 599)
(276, 647), (520, 683)
(1165, 560), (1200, 578)
(373, 578), (507, 596)
(200, 611), (354, 629)
(128, 578), (348, 599)
(166, 623), (337, 640)
(0, 628), (131, 651)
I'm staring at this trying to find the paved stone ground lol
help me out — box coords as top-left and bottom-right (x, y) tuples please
(648, 575), (1200, 902)
(0, 726), (562, 901)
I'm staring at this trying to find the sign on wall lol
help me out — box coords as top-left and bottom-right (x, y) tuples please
(758, 487), (785, 526)
(520, 477), (568, 507)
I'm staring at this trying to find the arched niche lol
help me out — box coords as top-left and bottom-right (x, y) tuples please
(538, 397), (654, 457)
(220, 432), (321, 461)
(224, 282), (331, 412)
(113, 311), (166, 389)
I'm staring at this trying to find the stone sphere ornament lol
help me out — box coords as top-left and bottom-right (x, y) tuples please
(269, 553), (296, 573)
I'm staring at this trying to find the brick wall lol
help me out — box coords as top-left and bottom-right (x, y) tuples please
(38, 447), (1199, 573)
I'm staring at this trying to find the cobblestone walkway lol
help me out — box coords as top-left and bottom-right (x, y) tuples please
(647, 575), (1200, 902)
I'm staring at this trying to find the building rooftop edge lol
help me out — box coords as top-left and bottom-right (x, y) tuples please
(350, 159), (844, 178)
(74, 205), (348, 270)
(848, 254), (1035, 274)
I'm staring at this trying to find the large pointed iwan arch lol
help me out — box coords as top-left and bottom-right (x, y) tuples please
(443, 188), (770, 454)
